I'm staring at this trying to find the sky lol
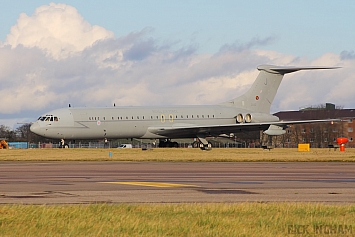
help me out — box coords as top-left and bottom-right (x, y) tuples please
(0, 1), (354, 129)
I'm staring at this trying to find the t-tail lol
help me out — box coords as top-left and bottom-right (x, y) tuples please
(221, 65), (339, 113)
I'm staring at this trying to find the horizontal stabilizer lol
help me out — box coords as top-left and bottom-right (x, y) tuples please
(257, 65), (341, 75)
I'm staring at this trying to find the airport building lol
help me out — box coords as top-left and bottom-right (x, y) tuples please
(270, 103), (355, 148)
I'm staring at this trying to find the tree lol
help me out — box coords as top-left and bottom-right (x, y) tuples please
(0, 125), (15, 140)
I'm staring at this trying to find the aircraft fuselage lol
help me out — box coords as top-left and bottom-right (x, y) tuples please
(30, 105), (276, 140)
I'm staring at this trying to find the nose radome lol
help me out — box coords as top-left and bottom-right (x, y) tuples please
(30, 122), (40, 134)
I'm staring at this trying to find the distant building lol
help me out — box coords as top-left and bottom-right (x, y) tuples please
(270, 103), (355, 148)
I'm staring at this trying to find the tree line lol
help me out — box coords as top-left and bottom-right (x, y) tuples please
(0, 124), (45, 143)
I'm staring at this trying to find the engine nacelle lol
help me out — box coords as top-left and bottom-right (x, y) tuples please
(235, 114), (244, 123)
(244, 113), (279, 123)
(235, 113), (280, 123)
(245, 114), (252, 123)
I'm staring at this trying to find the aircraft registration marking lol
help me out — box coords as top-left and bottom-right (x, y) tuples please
(99, 181), (197, 188)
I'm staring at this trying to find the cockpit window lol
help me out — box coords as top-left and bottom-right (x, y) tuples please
(38, 115), (59, 122)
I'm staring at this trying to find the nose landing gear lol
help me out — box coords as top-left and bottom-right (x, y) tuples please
(59, 139), (69, 148)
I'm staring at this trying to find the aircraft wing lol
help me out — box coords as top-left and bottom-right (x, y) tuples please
(148, 119), (339, 138)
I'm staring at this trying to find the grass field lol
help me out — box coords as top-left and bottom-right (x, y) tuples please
(0, 147), (355, 162)
(0, 203), (354, 236)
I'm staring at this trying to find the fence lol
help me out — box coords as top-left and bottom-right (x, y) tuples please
(7, 142), (28, 149)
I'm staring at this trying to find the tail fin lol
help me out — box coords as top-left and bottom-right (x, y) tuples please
(220, 65), (339, 113)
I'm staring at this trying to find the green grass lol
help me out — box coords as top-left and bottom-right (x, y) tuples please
(1, 148), (355, 162)
(0, 203), (354, 236)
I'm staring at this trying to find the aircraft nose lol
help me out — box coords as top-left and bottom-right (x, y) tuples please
(30, 122), (40, 134)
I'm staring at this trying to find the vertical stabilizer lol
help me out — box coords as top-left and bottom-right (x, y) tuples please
(220, 65), (338, 113)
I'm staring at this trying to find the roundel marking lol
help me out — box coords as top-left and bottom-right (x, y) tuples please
(97, 120), (101, 126)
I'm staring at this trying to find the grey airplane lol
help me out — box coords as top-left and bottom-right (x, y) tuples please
(30, 65), (338, 149)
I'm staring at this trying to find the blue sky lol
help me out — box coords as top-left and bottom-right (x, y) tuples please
(0, 1), (354, 128)
(1, 1), (354, 58)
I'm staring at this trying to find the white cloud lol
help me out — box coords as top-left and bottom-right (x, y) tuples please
(1, 3), (355, 128)
(5, 3), (114, 59)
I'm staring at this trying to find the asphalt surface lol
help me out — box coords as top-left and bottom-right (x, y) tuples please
(1, 162), (355, 204)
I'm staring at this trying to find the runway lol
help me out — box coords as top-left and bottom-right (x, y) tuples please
(1, 162), (355, 204)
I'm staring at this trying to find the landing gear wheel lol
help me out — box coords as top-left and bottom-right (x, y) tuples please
(192, 141), (200, 148)
(158, 139), (179, 148)
(199, 142), (212, 151)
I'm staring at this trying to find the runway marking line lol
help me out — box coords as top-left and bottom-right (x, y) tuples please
(99, 181), (198, 188)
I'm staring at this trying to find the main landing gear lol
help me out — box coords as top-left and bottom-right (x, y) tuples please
(192, 137), (212, 151)
(158, 139), (179, 148)
(158, 138), (212, 150)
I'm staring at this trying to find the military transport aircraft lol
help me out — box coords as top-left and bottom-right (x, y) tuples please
(30, 65), (338, 149)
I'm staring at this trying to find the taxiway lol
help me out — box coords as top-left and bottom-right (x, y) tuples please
(1, 162), (354, 204)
